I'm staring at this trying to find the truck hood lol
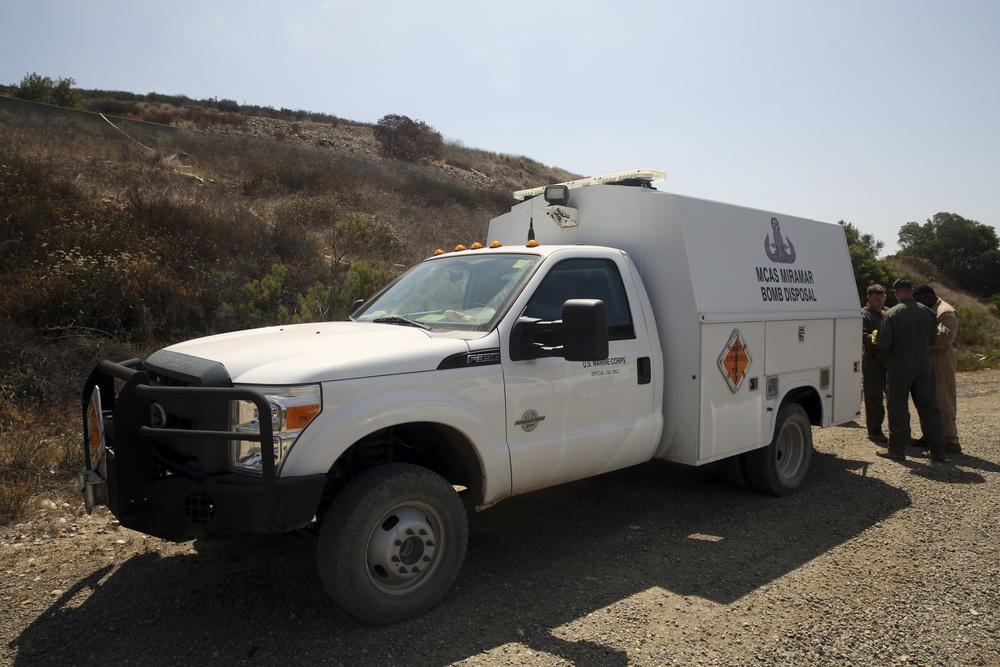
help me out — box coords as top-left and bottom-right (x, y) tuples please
(162, 321), (475, 384)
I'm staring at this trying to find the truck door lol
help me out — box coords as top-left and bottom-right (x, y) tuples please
(503, 257), (658, 495)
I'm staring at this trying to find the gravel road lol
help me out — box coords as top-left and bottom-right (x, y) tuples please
(2, 370), (998, 666)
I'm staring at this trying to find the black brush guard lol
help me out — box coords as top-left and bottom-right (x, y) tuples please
(80, 359), (327, 541)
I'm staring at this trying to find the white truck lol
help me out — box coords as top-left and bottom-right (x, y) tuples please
(80, 169), (862, 624)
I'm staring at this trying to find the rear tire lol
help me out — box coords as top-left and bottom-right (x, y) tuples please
(745, 402), (812, 496)
(317, 463), (468, 624)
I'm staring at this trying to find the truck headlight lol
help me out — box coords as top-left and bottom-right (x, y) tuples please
(230, 384), (321, 474)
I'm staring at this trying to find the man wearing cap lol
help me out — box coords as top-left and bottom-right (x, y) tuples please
(873, 278), (947, 462)
(861, 284), (889, 444)
(913, 285), (961, 453)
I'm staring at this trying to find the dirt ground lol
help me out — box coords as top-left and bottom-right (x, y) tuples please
(2, 371), (998, 666)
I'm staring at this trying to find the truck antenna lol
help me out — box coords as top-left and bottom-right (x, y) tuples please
(527, 217), (535, 243)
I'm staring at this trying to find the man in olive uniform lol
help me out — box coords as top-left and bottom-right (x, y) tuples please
(861, 284), (888, 443)
(913, 285), (961, 452)
(874, 279), (947, 462)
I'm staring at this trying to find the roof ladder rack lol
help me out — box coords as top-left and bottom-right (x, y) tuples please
(513, 169), (666, 201)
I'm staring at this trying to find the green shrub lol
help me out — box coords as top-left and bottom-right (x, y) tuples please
(244, 263), (293, 326)
(293, 261), (397, 323)
(217, 98), (241, 113)
(954, 307), (1000, 370)
(988, 295), (1000, 318)
(373, 114), (444, 162)
(956, 347), (1000, 371)
(956, 308), (996, 348)
(11, 72), (82, 109)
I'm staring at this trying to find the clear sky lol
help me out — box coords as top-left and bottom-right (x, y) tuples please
(2, 0), (998, 254)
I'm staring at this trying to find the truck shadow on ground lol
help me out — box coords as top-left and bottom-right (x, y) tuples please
(11, 449), (912, 666)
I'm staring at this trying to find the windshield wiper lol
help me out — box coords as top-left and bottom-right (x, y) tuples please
(372, 316), (431, 330)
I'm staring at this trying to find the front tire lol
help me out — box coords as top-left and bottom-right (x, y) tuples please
(745, 402), (813, 496)
(317, 463), (468, 624)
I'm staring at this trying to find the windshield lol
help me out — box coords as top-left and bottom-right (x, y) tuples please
(354, 253), (540, 331)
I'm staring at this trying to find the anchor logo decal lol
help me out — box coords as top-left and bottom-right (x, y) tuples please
(764, 217), (796, 264)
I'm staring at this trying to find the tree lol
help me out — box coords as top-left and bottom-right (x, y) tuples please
(898, 213), (1000, 298)
(840, 221), (895, 303)
(11, 73), (52, 102)
(372, 114), (444, 162)
(50, 77), (82, 108)
(11, 72), (82, 109)
(897, 220), (935, 249)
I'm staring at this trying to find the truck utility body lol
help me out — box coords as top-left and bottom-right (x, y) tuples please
(81, 169), (861, 624)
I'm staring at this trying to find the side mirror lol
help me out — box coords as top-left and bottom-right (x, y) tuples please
(508, 299), (608, 362)
(563, 299), (609, 361)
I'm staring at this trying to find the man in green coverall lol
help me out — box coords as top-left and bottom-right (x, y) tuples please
(873, 279), (948, 462)
(861, 284), (888, 443)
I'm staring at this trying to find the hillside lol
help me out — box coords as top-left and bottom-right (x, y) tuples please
(0, 94), (582, 262)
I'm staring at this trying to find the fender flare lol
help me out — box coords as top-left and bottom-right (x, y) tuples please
(768, 379), (823, 440)
(280, 386), (512, 504)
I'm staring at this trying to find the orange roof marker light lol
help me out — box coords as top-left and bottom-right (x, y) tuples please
(454, 244), (467, 252)
(489, 241), (503, 248)
(433, 249), (445, 256)
(526, 239), (539, 248)
(470, 242), (484, 250)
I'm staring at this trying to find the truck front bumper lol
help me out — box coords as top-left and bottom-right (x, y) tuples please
(86, 469), (328, 541)
(81, 358), (327, 542)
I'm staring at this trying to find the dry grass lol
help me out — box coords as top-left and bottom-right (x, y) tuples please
(0, 407), (79, 525)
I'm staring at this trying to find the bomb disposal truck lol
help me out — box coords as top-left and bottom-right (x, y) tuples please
(81, 169), (862, 624)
